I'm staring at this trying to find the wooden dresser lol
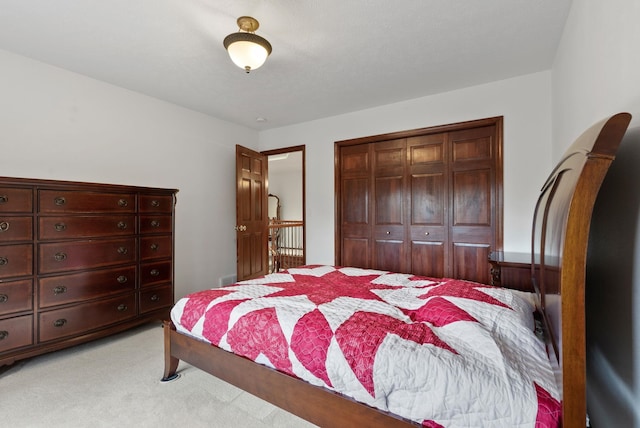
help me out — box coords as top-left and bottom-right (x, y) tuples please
(0, 177), (177, 366)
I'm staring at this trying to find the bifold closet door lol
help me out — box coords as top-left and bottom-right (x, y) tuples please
(339, 143), (371, 269)
(371, 139), (407, 273)
(406, 133), (448, 277)
(337, 119), (501, 283)
(447, 125), (497, 284)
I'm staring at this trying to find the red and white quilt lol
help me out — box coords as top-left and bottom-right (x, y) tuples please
(171, 265), (561, 427)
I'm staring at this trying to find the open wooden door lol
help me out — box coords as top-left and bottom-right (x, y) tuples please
(236, 145), (268, 280)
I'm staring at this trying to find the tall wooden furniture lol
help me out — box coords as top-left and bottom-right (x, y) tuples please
(335, 118), (503, 283)
(0, 177), (177, 366)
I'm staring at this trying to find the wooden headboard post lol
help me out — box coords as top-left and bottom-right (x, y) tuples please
(531, 113), (631, 428)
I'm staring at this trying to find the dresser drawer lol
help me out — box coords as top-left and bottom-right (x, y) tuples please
(0, 216), (33, 241)
(140, 194), (174, 213)
(38, 266), (137, 308)
(39, 215), (136, 240)
(38, 238), (136, 274)
(38, 294), (136, 342)
(140, 260), (172, 287)
(140, 285), (173, 314)
(140, 215), (172, 234)
(0, 244), (33, 279)
(0, 279), (33, 315)
(39, 190), (135, 213)
(0, 187), (33, 213)
(0, 315), (33, 353)
(140, 235), (172, 261)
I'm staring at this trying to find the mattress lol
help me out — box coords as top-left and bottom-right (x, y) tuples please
(171, 265), (561, 427)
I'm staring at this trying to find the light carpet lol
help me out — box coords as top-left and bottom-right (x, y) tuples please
(0, 323), (316, 428)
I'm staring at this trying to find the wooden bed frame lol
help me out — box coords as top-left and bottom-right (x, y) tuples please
(162, 113), (631, 428)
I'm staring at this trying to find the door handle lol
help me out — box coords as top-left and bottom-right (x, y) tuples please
(234, 225), (247, 231)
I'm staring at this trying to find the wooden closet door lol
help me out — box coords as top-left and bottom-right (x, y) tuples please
(372, 139), (406, 273)
(407, 133), (448, 277)
(336, 117), (502, 283)
(339, 144), (371, 268)
(449, 125), (497, 283)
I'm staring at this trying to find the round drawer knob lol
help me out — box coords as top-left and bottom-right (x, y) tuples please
(53, 286), (67, 295)
(150, 220), (160, 228)
(0, 330), (8, 340)
(0, 221), (9, 232)
(0, 195), (8, 204)
(0, 257), (9, 266)
(151, 200), (160, 207)
(117, 304), (128, 312)
(0, 294), (8, 303)
(54, 223), (66, 232)
(54, 252), (67, 262)
(117, 247), (128, 255)
(150, 269), (160, 277)
(150, 243), (159, 251)
(53, 319), (67, 328)
(118, 199), (128, 207)
(117, 221), (127, 229)
(150, 294), (160, 302)
(117, 275), (128, 284)
(54, 196), (66, 206)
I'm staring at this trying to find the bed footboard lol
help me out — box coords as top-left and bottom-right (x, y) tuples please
(160, 320), (418, 427)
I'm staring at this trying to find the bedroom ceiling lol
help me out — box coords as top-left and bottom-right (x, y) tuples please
(0, 0), (572, 130)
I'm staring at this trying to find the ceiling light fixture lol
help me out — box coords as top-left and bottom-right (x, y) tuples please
(223, 16), (272, 73)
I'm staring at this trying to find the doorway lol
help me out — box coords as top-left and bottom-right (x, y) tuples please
(264, 146), (306, 273)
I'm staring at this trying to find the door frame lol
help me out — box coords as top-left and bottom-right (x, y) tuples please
(262, 145), (307, 267)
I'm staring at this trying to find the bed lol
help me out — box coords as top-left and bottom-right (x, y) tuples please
(162, 112), (632, 428)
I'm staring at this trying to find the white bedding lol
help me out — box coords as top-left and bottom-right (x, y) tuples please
(171, 265), (561, 427)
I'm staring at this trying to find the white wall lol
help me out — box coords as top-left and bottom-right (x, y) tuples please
(268, 151), (303, 221)
(552, 0), (640, 157)
(552, 1), (640, 426)
(0, 48), (258, 299)
(259, 71), (553, 263)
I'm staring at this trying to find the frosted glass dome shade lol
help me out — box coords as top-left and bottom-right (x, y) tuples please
(224, 32), (272, 73)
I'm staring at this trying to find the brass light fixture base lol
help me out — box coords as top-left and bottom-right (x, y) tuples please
(237, 16), (260, 33)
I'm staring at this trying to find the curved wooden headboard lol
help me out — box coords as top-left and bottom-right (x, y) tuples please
(531, 112), (631, 428)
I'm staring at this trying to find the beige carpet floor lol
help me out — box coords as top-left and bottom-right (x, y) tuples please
(0, 323), (316, 428)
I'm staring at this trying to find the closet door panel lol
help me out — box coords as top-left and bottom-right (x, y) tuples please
(449, 125), (498, 281)
(408, 140), (444, 164)
(342, 238), (369, 268)
(452, 243), (491, 284)
(407, 133), (448, 277)
(452, 169), (491, 226)
(373, 142), (405, 173)
(410, 173), (445, 225)
(375, 176), (404, 225)
(372, 140), (406, 272)
(410, 241), (445, 278)
(341, 148), (370, 175)
(373, 238), (404, 273)
(452, 129), (493, 161)
(339, 144), (372, 267)
(342, 178), (369, 225)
